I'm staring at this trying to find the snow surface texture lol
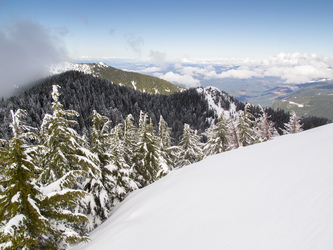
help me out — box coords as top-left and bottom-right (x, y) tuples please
(72, 124), (333, 250)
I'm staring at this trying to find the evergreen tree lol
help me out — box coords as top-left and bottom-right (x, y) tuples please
(39, 85), (100, 236)
(228, 117), (240, 149)
(237, 103), (257, 147)
(39, 85), (100, 186)
(158, 115), (179, 170)
(123, 114), (138, 171)
(178, 123), (204, 168)
(256, 105), (279, 142)
(84, 110), (115, 230)
(0, 110), (89, 249)
(283, 111), (303, 134)
(204, 112), (230, 156)
(109, 123), (139, 203)
(133, 111), (164, 186)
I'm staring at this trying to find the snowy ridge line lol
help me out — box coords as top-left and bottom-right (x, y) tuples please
(196, 86), (237, 119)
(48, 62), (108, 76)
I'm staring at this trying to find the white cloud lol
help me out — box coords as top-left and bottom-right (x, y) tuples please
(218, 68), (261, 79)
(140, 66), (161, 73)
(170, 53), (333, 84)
(149, 50), (167, 69)
(156, 71), (200, 88)
(125, 33), (144, 56)
(0, 19), (68, 97)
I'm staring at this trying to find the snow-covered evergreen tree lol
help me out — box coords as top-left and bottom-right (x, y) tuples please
(283, 111), (303, 134)
(158, 115), (179, 170)
(228, 117), (240, 149)
(133, 111), (165, 186)
(178, 123), (204, 168)
(109, 123), (139, 203)
(39, 85), (100, 236)
(0, 110), (89, 249)
(237, 104), (258, 147)
(84, 110), (115, 229)
(204, 112), (230, 156)
(40, 85), (100, 185)
(123, 114), (138, 171)
(256, 105), (279, 142)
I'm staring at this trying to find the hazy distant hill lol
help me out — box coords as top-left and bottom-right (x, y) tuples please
(273, 80), (333, 121)
(49, 62), (185, 95)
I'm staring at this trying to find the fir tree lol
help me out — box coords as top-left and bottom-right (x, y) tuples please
(84, 110), (115, 230)
(123, 114), (138, 171)
(39, 85), (100, 236)
(204, 112), (230, 156)
(228, 117), (240, 149)
(237, 103), (257, 147)
(283, 111), (303, 134)
(256, 105), (279, 142)
(133, 111), (165, 186)
(0, 110), (89, 249)
(39, 85), (100, 185)
(178, 123), (204, 168)
(109, 123), (139, 203)
(158, 115), (179, 170)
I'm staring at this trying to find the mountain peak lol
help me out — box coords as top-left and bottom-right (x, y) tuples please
(48, 62), (185, 95)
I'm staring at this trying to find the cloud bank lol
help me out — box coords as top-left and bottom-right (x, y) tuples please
(149, 53), (333, 88)
(0, 19), (68, 97)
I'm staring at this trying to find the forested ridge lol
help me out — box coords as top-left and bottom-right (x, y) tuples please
(1, 70), (329, 142)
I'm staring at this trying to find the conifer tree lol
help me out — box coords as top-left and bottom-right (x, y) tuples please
(84, 110), (115, 229)
(39, 85), (100, 236)
(123, 114), (138, 170)
(256, 105), (279, 142)
(0, 110), (89, 249)
(228, 117), (240, 150)
(133, 111), (164, 186)
(39, 85), (100, 185)
(178, 123), (204, 168)
(283, 111), (303, 134)
(204, 112), (230, 156)
(109, 123), (139, 203)
(158, 115), (179, 170)
(237, 104), (257, 147)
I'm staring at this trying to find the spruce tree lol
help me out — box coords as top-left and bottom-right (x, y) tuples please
(0, 110), (89, 249)
(283, 111), (303, 134)
(133, 111), (164, 187)
(123, 114), (138, 171)
(237, 103), (257, 147)
(109, 123), (139, 203)
(204, 112), (230, 156)
(228, 117), (240, 149)
(84, 110), (115, 229)
(39, 85), (100, 236)
(40, 85), (100, 185)
(256, 105), (279, 142)
(178, 123), (204, 168)
(158, 115), (179, 170)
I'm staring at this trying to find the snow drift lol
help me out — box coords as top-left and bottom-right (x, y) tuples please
(73, 124), (333, 250)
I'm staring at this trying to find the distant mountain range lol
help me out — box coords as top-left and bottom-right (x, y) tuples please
(49, 62), (185, 95)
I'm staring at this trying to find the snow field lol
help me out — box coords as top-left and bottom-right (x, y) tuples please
(73, 124), (333, 250)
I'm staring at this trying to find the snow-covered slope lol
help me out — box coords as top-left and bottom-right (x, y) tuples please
(72, 124), (333, 250)
(197, 86), (237, 118)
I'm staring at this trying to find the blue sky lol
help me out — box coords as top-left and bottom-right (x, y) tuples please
(0, 0), (333, 97)
(1, 0), (332, 60)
